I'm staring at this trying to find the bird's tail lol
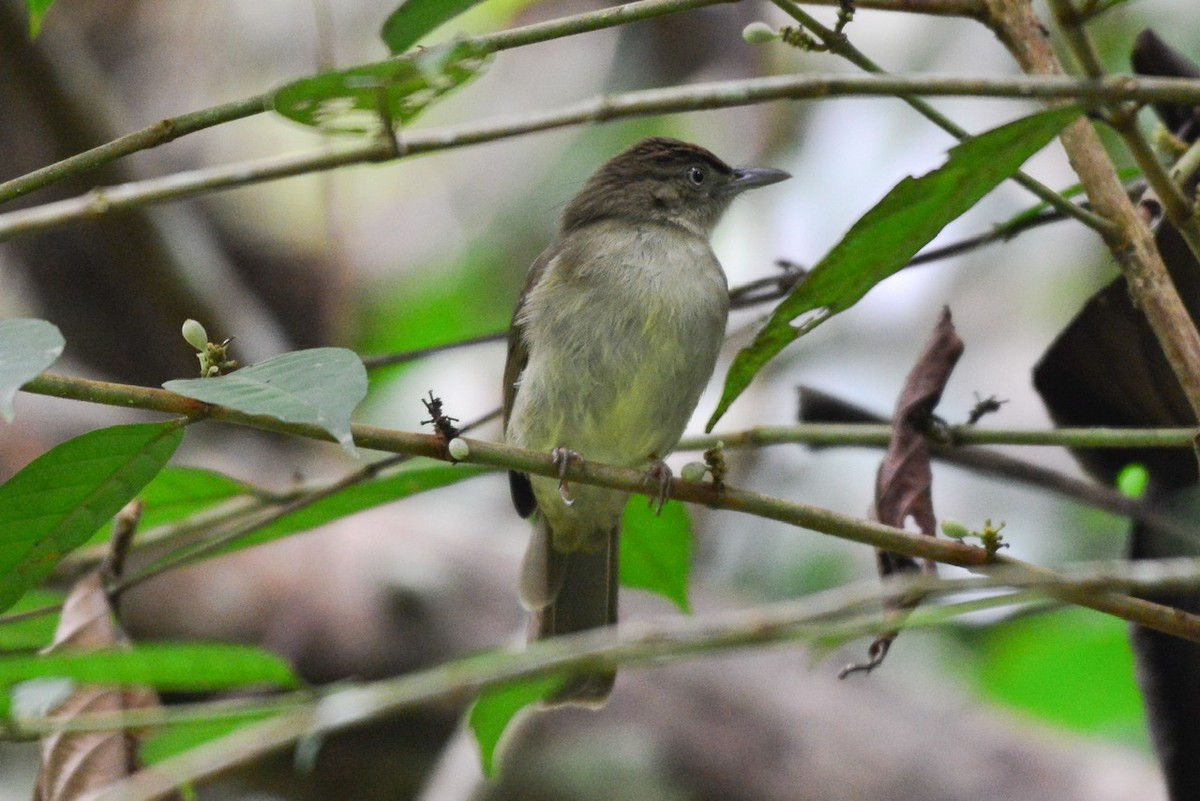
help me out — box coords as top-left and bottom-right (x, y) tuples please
(520, 516), (618, 706)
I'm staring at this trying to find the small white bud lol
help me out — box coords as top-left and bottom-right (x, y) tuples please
(742, 22), (780, 44)
(182, 319), (209, 351)
(680, 461), (709, 483)
(447, 438), (470, 461)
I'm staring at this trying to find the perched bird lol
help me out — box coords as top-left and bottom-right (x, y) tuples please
(502, 137), (789, 705)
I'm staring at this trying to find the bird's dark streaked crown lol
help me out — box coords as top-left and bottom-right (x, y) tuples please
(560, 137), (784, 235)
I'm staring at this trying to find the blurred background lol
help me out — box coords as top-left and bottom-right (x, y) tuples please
(2, 0), (1198, 797)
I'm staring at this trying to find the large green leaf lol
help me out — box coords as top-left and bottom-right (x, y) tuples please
(381, 0), (487, 54)
(621, 499), (691, 612)
(164, 348), (367, 456)
(272, 40), (489, 135)
(0, 318), (64, 422)
(0, 643), (298, 693)
(708, 106), (1082, 429)
(0, 422), (184, 615)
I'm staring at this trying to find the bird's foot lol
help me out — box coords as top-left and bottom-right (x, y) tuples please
(644, 459), (672, 515)
(551, 447), (583, 506)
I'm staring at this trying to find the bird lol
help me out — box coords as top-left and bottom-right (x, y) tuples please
(502, 137), (790, 705)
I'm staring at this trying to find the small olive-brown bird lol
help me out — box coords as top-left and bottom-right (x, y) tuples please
(503, 137), (789, 705)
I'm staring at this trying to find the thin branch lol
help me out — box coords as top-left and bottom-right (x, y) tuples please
(83, 565), (1200, 800)
(983, 0), (1200, 425)
(770, 0), (1112, 233)
(18, 371), (1200, 571)
(0, 96), (268, 205)
(1047, 0), (1200, 291)
(800, 0), (986, 14)
(3, 73), (1200, 241)
(0, 0), (734, 205)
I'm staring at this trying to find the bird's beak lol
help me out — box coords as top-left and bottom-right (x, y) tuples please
(724, 166), (791, 195)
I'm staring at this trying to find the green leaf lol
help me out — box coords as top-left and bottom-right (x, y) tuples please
(0, 318), (64, 422)
(0, 643), (298, 693)
(164, 348), (367, 456)
(272, 40), (489, 135)
(0, 590), (62, 652)
(469, 675), (563, 777)
(707, 106), (1082, 429)
(967, 608), (1144, 740)
(0, 422), (184, 615)
(26, 0), (55, 36)
(92, 466), (257, 546)
(199, 461), (491, 557)
(621, 499), (692, 612)
(141, 708), (279, 765)
(381, 0), (486, 54)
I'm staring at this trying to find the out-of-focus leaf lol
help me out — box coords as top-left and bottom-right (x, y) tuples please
(381, 0), (486, 54)
(272, 40), (489, 135)
(708, 106), (1081, 429)
(968, 608), (1145, 740)
(0, 591), (62, 652)
(212, 462), (490, 555)
(621, 499), (691, 612)
(469, 675), (563, 777)
(0, 318), (64, 422)
(26, 0), (55, 35)
(140, 709), (279, 765)
(164, 348), (366, 456)
(0, 422), (184, 615)
(90, 466), (257, 547)
(1, 644), (298, 692)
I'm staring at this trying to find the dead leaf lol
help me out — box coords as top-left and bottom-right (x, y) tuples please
(843, 308), (963, 677)
(32, 502), (181, 801)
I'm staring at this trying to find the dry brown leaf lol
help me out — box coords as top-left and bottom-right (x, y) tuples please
(843, 308), (963, 677)
(32, 502), (180, 801)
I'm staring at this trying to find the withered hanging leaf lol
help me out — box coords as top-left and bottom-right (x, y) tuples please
(844, 308), (963, 677)
(32, 504), (180, 801)
(31, 575), (164, 801)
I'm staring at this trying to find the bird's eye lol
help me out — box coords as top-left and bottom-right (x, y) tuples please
(687, 166), (706, 186)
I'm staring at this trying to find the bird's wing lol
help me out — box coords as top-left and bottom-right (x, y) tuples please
(503, 244), (558, 518)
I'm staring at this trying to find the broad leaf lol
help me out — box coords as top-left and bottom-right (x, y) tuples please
(0, 318), (64, 422)
(381, 0), (486, 54)
(0, 422), (184, 614)
(165, 348), (367, 455)
(469, 675), (563, 777)
(708, 106), (1081, 429)
(0, 643), (298, 692)
(273, 40), (489, 135)
(621, 499), (692, 612)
